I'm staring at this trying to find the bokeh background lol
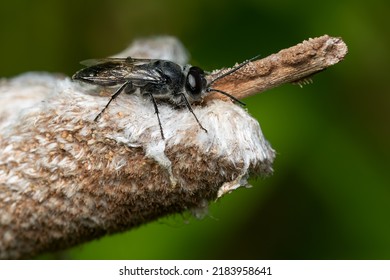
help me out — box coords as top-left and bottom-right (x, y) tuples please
(1, 0), (389, 259)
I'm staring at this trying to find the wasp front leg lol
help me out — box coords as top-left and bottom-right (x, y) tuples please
(180, 93), (208, 133)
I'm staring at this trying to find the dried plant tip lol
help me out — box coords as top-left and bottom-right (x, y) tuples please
(205, 35), (347, 101)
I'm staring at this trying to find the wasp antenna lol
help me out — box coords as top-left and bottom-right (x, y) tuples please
(209, 55), (260, 86)
(208, 88), (246, 106)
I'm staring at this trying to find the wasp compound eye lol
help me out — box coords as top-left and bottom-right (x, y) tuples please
(186, 66), (205, 96)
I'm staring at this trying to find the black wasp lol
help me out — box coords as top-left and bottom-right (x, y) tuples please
(72, 56), (256, 139)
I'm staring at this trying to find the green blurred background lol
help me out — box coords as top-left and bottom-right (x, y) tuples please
(1, 0), (389, 259)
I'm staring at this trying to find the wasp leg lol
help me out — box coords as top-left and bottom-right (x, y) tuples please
(148, 93), (165, 140)
(94, 82), (134, 121)
(180, 93), (208, 133)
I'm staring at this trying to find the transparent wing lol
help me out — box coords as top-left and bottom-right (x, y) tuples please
(79, 57), (156, 67)
(73, 57), (166, 86)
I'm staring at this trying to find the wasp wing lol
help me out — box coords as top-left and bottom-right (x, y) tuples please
(73, 57), (166, 87)
(79, 57), (155, 67)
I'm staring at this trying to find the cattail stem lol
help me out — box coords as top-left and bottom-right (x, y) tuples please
(0, 35), (346, 259)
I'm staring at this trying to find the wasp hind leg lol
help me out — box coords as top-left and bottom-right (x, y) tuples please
(94, 82), (134, 121)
